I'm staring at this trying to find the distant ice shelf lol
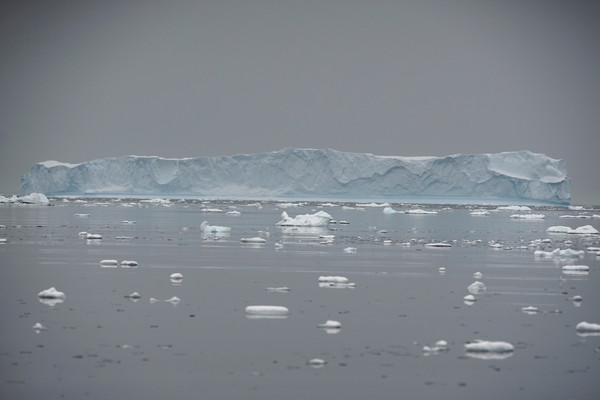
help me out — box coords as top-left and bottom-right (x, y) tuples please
(21, 148), (570, 204)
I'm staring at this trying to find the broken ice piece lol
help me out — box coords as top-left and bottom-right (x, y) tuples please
(32, 322), (47, 332)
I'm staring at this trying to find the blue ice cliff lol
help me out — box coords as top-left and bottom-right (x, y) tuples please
(21, 148), (570, 204)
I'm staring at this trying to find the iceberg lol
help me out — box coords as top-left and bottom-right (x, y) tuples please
(21, 148), (570, 204)
(276, 210), (332, 227)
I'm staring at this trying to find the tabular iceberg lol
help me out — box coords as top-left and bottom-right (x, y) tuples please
(21, 148), (570, 204)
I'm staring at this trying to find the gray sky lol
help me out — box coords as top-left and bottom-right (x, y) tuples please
(1, 0), (599, 204)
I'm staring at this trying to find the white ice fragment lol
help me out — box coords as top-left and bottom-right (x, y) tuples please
(546, 225), (599, 234)
(85, 233), (102, 240)
(74, 213), (90, 217)
(165, 296), (180, 305)
(318, 320), (341, 329)
(274, 242), (284, 249)
(307, 358), (326, 368)
(464, 294), (476, 302)
(425, 242), (451, 248)
(339, 220), (349, 224)
(32, 322), (47, 332)
(122, 220), (136, 224)
(438, 267), (446, 273)
(572, 295), (583, 302)
(470, 210), (489, 216)
(318, 276), (349, 283)
(266, 287), (291, 293)
(100, 259), (118, 267)
(245, 305), (289, 316)
(0, 238), (7, 243)
(38, 287), (66, 299)
(465, 340), (514, 353)
(276, 210), (332, 227)
(226, 210), (241, 215)
(120, 260), (139, 267)
(521, 306), (539, 314)
(576, 321), (600, 332)
(343, 247), (357, 254)
(124, 292), (141, 299)
(496, 205), (531, 211)
(534, 248), (585, 259)
(435, 340), (448, 347)
(170, 272), (183, 280)
(562, 265), (590, 272)
(473, 272), (483, 279)
(510, 214), (545, 219)
(467, 281), (486, 294)
(240, 237), (266, 244)
(383, 207), (401, 214)
(406, 209), (438, 215)
(200, 221), (231, 234)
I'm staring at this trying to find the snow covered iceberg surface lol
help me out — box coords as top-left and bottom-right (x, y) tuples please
(21, 148), (570, 204)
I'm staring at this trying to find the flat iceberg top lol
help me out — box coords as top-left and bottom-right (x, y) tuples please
(22, 148), (570, 205)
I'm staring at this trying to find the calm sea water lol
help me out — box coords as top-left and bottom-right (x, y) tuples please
(1, 199), (599, 399)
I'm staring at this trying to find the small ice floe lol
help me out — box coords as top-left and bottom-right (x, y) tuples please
(122, 220), (136, 224)
(276, 211), (332, 227)
(465, 340), (514, 359)
(240, 237), (266, 244)
(521, 306), (539, 315)
(274, 242), (284, 249)
(383, 239), (393, 245)
(587, 246), (600, 252)
(575, 321), (600, 337)
(534, 248), (585, 259)
(470, 210), (489, 216)
(85, 233), (102, 240)
(473, 272), (483, 279)
(245, 305), (289, 319)
(32, 322), (47, 333)
(120, 260), (139, 267)
(0, 238), (7, 244)
(562, 265), (589, 272)
(318, 275), (356, 288)
(165, 296), (180, 305)
(406, 209), (438, 215)
(266, 286), (291, 293)
(10, 193), (50, 205)
(572, 295), (583, 303)
(339, 220), (349, 225)
(115, 236), (133, 240)
(464, 294), (476, 305)
(200, 221), (231, 235)
(546, 225), (599, 235)
(74, 213), (90, 217)
(425, 242), (451, 248)
(170, 272), (183, 282)
(124, 292), (141, 300)
(318, 276), (348, 284)
(38, 287), (65, 299)
(467, 281), (486, 294)
(307, 358), (327, 368)
(201, 208), (223, 213)
(343, 247), (357, 254)
(320, 234), (335, 244)
(510, 214), (545, 220)
(422, 340), (449, 355)
(226, 210), (241, 216)
(383, 207), (401, 214)
(318, 320), (341, 334)
(438, 267), (446, 274)
(100, 259), (119, 267)
(496, 205), (531, 211)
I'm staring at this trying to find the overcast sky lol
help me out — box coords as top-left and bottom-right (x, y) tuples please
(1, 0), (599, 204)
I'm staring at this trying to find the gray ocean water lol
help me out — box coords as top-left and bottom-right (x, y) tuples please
(1, 199), (599, 399)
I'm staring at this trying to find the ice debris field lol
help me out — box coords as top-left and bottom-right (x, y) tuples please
(0, 196), (599, 399)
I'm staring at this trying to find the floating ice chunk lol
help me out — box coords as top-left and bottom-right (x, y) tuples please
(510, 214), (545, 219)
(318, 320), (341, 329)
(276, 211), (332, 227)
(38, 287), (66, 299)
(120, 260), (139, 267)
(587, 246), (600, 252)
(465, 340), (514, 353)
(423, 340), (449, 355)
(425, 242), (451, 248)
(438, 267), (446, 273)
(546, 225), (572, 234)
(165, 296), (180, 305)
(464, 294), (476, 303)
(562, 265), (590, 272)
(339, 220), (349, 224)
(86, 233), (102, 240)
(122, 220), (136, 224)
(521, 306), (539, 314)
(473, 272), (483, 279)
(240, 237), (266, 244)
(470, 210), (489, 216)
(0, 238), (7, 243)
(200, 221), (231, 234)
(15, 193), (50, 205)
(307, 358), (326, 368)
(124, 292), (141, 299)
(318, 276), (349, 284)
(32, 322), (47, 333)
(357, 202), (390, 208)
(343, 247), (357, 254)
(245, 305), (289, 316)
(576, 321), (600, 336)
(546, 225), (599, 234)
(226, 210), (241, 215)
(496, 205), (531, 211)
(274, 242), (284, 249)
(406, 209), (438, 215)
(266, 287), (291, 293)
(383, 207), (401, 214)
(467, 281), (486, 294)
(572, 295), (583, 302)
(100, 259), (118, 267)
(383, 240), (393, 245)
(534, 248), (585, 259)
(170, 272), (183, 280)
(115, 236), (133, 240)
(74, 213), (90, 217)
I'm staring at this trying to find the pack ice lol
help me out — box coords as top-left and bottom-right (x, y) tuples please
(21, 148), (570, 204)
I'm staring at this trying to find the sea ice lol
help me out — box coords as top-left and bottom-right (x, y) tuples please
(561, 265), (590, 272)
(266, 287), (291, 293)
(463, 294), (476, 302)
(100, 259), (118, 267)
(465, 340), (514, 353)
(467, 281), (486, 294)
(120, 260), (139, 267)
(170, 273), (183, 280)
(575, 321), (600, 332)
(473, 272), (483, 279)
(124, 292), (141, 299)
(38, 287), (66, 299)
(244, 305), (290, 316)
(406, 209), (438, 215)
(85, 233), (102, 240)
(276, 211), (332, 227)
(343, 247), (357, 254)
(307, 358), (326, 368)
(534, 248), (585, 259)
(318, 320), (341, 329)
(521, 306), (539, 314)
(496, 206), (532, 211)
(470, 210), (489, 216)
(318, 276), (349, 283)
(74, 213), (90, 217)
(546, 225), (599, 234)
(425, 242), (451, 248)
(510, 214), (545, 219)
(32, 322), (47, 332)
(383, 207), (401, 214)
(200, 221), (231, 234)
(240, 237), (266, 244)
